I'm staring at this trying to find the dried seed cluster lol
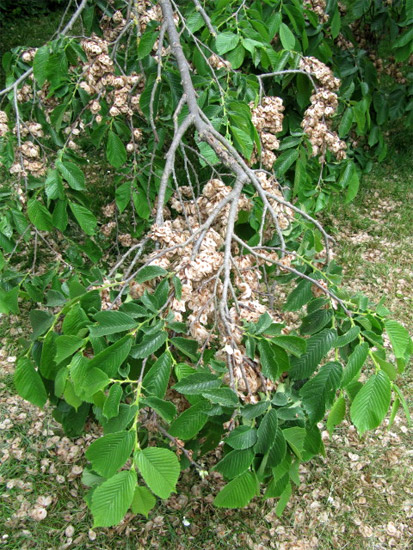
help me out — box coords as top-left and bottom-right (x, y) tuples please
(208, 54), (232, 71)
(134, 0), (163, 32)
(128, 178), (294, 401)
(80, 34), (144, 121)
(9, 142), (47, 178)
(304, 0), (328, 24)
(300, 57), (347, 161)
(0, 110), (9, 137)
(249, 97), (285, 169)
(256, 171), (294, 232)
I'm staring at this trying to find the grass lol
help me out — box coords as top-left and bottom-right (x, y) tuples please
(325, 127), (413, 329)
(1, 139), (412, 548)
(0, 7), (77, 88)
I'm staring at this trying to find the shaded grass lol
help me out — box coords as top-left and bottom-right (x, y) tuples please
(0, 7), (77, 88)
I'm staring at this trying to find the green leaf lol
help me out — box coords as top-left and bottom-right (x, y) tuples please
(132, 331), (167, 359)
(89, 335), (133, 377)
(225, 426), (258, 450)
(138, 30), (159, 59)
(326, 395), (346, 435)
(254, 313), (273, 335)
(393, 385), (411, 426)
(136, 265), (168, 283)
(330, 10), (341, 39)
(171, 337), (199, 360)
(103, 383), (123, 420)
(169, 401), (209, 440)
(264, 473), (289, 499)
(69, 202), (97, 235)
(275, 481), (292, 517)
(115, 181), (131, 213)
(45, 168), (64, 199)
(103, 404), (138, 435)
(214, 471), (258, 508)
(231, 126), (254, 160)
(284, 280), (313, 311)
(282, 427), (306, 459)
(393, 26), (413, 49)
(63, 380), (83, 412)
(131, 486), (156, 517)
(341, 342), (369, 388)
(345, 168), (360, 203)
(255, 408), (278, 455)
(279, 23), (295, 51)
(54, 367), (68, 397)
(273, 335), (307, 357)
(274, 148), (299, 176)
(300, 309), (333, 335)
(56, 161), (86, 191)
(27, 199), (53, 231)
(140, 396), (176, 423)
(201, 387), (238, 407)
(338, 107), (353, 137)
(55, 335), (84, 364)
(350, 371), (391, 435)
(213, 449), (254, 480)
(62, 304), (89, 336)
(258, 340), (279, 382)
(215, 32), (240, 55)
(384, 320), (410, 359)
(300, 362), (342, 424)
(372, 353), (397, 381)
(91, 469), (136, 527)
(241, 400), (270, 420)
(173, 372), (221, 395)
(14, 357), (47, 408)
(225, 43), (245, 69)
(339, 161), (359, 203)
(267, 428), (287, 468)
(86, 431), (135, 478)
(70, 355), (110, 400)
(142, 352), (172, 398)
(132, 187), (150, 220)
(90, 311), (137, 337)
(335, 326), (360, 348)
(107, 130), (127, 169)
(289, 329), (336, 379)
(0, 286), (19, 314)
(52, 200), (68, 231)
(33, 45), (49, 86)
(30, 309), (54, 339)
(135, 447), (180, 499)
(198, 141), (219, 166)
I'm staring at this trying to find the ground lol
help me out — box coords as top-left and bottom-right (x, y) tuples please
(0, 133), (412, 549)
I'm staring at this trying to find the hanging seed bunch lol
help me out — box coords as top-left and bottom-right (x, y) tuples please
(0, 111), (9, 138)
(208, 54), (232, 70)
(249, 97), (285, 169)
(134, 0), (163, 32)
(303, 0), (328, 24)
(80, 34), (144, 120)
(127, 177), (295, 402)
(300, 57), (347, 161)
(255, 171), (295, 233)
